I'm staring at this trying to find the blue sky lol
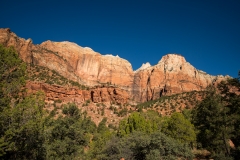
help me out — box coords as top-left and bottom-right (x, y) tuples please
(1, 0), (239, 77)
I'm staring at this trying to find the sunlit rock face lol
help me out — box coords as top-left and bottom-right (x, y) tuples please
(132, 54), (230, 102)
(0, 28), (230, 102)
(0, 28), (133, 87)
(40, 41), (134, 87)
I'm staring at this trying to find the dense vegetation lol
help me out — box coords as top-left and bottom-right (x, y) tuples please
(0, 44), (239, 159)
(192, 79), (240, 159)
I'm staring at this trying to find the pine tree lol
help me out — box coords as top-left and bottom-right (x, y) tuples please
(192, 88), (233, 158)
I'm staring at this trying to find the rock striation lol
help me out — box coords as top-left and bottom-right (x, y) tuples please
(0, 28), (230, 102)
(39, 41), (134, 87)
(26, 81), (129, 104)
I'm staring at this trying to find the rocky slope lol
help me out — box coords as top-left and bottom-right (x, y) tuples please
(0, 28), (230, 102)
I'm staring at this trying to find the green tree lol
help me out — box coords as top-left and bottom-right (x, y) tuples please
(86, 117), (113, 160)
(101, 131), (193, 160)
(0, 45), (45, 159)
(0, 44), (26, 140)
(192, 88), (232, 158)
(0, 92), (45, 159)
(44, 103), (94, 159)
(62, 103), (81, 119)
(141, 110), (162, 130)
(97, 117), (108, 133)
(218, 78), (240, 159)
(118, 112), (158, 137)
(0, 44), (26, 112)
(162, 112), (196, 146)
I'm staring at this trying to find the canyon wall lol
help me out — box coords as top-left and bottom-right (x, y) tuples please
(26, 81), (129, 104)
(0, 28), (230, 102)
(132, 54), (229, 101)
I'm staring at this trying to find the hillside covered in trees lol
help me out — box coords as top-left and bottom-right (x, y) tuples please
(0, 45), (240, 159)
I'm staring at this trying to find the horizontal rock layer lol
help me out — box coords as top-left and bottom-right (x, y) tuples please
(26, 81), (129, 104)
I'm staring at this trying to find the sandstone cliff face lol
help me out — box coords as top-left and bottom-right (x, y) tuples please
(0, 28), (133, 87)
(26, 81), (129, 104)
(133, 54), (230, 102)
(0, 28), (230, 103)
(40, 41), (133, 87)
(0, 28), (34, 63)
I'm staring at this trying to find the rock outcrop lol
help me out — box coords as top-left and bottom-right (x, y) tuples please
(26, 81), (130, 104)
(132, 54), (230, 101)
(134, 62), (151, 72)
(0, 28), (230, 102)
(39, 41), (133, 87)
(0, 28), (35, 63)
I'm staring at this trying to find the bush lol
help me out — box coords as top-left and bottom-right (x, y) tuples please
(100, 131), (193, 160)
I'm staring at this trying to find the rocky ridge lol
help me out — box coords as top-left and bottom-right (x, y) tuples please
(132, 54), (229, 101)
(0, 28), (230, 103)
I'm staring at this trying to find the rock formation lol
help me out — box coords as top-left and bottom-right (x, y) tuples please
(39, 41), (133, 87)
(26, 81), (129, 104)
(0, 28), (230, 102)
(132, 54), (230, 101)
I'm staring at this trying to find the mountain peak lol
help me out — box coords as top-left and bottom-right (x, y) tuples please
(135, 62), (151, 72)
(158, 54), (186, 64)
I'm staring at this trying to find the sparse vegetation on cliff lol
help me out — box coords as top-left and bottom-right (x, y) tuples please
(136, 90), (207, 115)
(27, 64), (88, 89)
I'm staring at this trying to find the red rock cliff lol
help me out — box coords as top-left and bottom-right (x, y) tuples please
(0, 28), (230, 102)
(26, 81), (129, 104)
(132, 54), (229, 102)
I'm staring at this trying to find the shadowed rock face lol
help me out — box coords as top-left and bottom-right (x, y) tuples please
(0, 28), (230, 102)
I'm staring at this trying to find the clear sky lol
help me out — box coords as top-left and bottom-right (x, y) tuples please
(1, 0), (239, 77)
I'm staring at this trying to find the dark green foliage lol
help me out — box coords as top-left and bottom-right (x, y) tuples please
(117, 107), (128, 117)
(108, 123), (117, 130)
(0, 44), (26, 111)
(62, 103), (80, 119)
(218, 78), (240, 159)
(97, 117), (108, 133)
(87, 120), (113, 160)
(192, 79), (240, 159)
(192, 89), (231, 157)
(44, 103), (97, 159)
(100, 131), (193, 160)
(182, 108), (192, 121)
(0, 93), (45, 159)
(136, 99), (158, 109)
(0, 45), (31, 158)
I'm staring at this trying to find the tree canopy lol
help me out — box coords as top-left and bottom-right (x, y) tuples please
(192, 78), (240, 159)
